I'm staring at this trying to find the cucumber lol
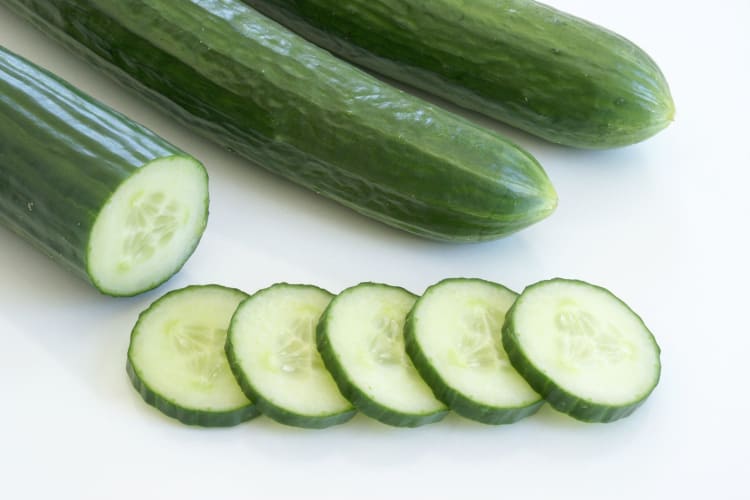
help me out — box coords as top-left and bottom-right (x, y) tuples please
(127, 285), (258, 427)
(404, 278), (543, 424)
(317, 283), (448, 427)
(2, 0), (557, 242)
(502, 278), (661, 422)
(226, 283), (356, 429)
(0, 45), (208, 296)
(242, 0), (675, 149)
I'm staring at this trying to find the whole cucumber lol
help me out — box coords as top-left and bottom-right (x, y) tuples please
(1, 0), (557, 242)
(243, 0), (675, 149)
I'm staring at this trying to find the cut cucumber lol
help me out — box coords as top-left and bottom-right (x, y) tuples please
(127, 285), (257, 427)
(88, 158), (208, 295)
(0, 45), (208, 296)
(404, 278), (543, 424)
(226, 283), (355, 429)
(317, 283), (448, 427)
(502, 278), (661, 423)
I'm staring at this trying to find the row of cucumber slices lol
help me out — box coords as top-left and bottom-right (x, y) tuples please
(127, 278), (661, 428)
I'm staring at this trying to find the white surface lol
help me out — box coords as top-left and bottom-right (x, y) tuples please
(0, 1), (747, 499)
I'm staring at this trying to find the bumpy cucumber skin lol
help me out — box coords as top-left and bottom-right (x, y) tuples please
(0, 45), (207, 296)
(501, 278), (662, 423)
(127, 285), (259, 427)
(404, 278), (543, 425)
(225, 283), (357, 429)
(243, 0), (675, 149)
(316, 283), (449, 428)
(2, 0), (557, 242)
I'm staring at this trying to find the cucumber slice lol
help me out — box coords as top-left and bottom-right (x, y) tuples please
(404, 278), (543, 425)
(502, 278), (661, 423)
(317, 283), (448, 427)
(127, 285), (257, 427)
(226, 284), (356, 429)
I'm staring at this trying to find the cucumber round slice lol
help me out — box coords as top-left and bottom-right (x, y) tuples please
(404, 278), (543, 424)
(226, 284), (356, 429)
(317, 283), (448, 427)
(127, 285), (257, 427)
(502, 278), (661, 423)
(88, 156), (209, 296)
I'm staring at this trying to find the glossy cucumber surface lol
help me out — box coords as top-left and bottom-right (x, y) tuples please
(1, 0), (557, 242)
(244, 0), (675, 148)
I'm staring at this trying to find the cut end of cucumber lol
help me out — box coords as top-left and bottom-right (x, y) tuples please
(504, 279), (661, 422)
(87, 155), (208, 296)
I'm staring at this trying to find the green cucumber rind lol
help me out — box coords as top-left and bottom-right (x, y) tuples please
(501, 278), (662, 423)
(126, 285), (258, 427)
(126, 357), (259, 427)
(225, 284), (357, 429)
(316, 283), (449, 428)
(403, 278), (543, 425)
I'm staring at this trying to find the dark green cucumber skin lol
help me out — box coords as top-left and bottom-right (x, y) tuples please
(501, 278), (661, 423)
(2, 0), (557, 242)
(316, 283), (449, 427)
(127, 285), (259, 427)
(404, 278), (543, 425)
(243, 0), (675, 149)
(0, 45), (202, 296)
(225, 283), (356, 429)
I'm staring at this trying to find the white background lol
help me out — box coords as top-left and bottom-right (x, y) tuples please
(1, 1), (748, 499)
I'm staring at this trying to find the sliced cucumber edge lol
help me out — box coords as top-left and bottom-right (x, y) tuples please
(126, 357), (259, 427)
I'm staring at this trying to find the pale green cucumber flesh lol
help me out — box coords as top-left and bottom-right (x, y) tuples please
(404, 278), (543, 424)
(226, 283), (355, 429)
(88, 156), (209, 296)
(502, 278), (661, 422)
(127, 285), (257, 427)
(317, 283), (448, 427)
